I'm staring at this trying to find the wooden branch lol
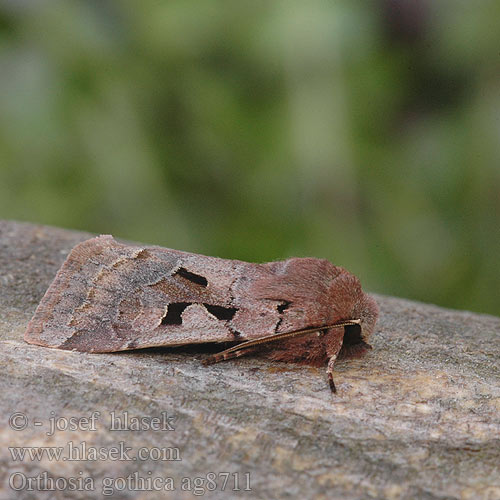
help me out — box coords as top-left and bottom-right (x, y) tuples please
(0, 220), (498, 499)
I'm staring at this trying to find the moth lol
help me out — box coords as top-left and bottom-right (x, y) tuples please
(24, 235), (379, 393)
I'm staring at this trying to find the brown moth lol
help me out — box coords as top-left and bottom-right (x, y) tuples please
(24, 235), (378, 392)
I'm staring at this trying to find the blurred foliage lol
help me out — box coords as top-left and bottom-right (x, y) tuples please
(0, 0), (499, 316)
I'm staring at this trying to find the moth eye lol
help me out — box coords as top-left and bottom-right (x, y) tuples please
(343, 323), (363, 345)
(175, 267), (208, 287)
(161, 302), (190, 325)
(203, 304), (238, 321)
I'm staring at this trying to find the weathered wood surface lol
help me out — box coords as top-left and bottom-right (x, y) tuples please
(0, 220), (498, 500)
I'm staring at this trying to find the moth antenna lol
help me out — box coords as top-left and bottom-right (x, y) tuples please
(203, 319), (360, 366)
(202, 347), (258, 366)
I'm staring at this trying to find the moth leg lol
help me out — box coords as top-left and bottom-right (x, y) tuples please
(202, 346), (258, 366)
(326, 355), (338, 393)
(326, 330), (344, 394)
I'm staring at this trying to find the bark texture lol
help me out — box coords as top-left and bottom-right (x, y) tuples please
(0, 220), (498, 500)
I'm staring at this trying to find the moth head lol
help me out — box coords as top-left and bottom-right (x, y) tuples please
(342, 292), (379, 353)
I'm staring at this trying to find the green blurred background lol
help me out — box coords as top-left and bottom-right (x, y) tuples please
(1, 1), (499, 316)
